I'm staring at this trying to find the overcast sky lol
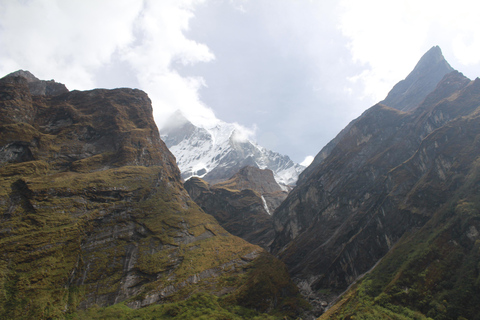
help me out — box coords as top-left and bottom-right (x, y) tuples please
(1, 0), (480, 164)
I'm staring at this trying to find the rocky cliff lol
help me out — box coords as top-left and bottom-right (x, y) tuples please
(380, 45), (454, 112)
(0, 72), (304, 319)
(184, 166), (287, 249)
(270, 47), (478, 315)
(320, 77), (480, 319)
(215, 166), (288, 213)
(299, 46), (455, 183)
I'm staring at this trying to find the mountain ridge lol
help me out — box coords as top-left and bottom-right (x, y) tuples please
(270, 46), (478, 316)
(0, 71), (306, 319)
(160, 111), (305, 187)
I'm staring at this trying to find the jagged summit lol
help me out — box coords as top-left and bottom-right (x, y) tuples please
(5, 69), (69, 96)
(380, 45), (454, 112)
(160, 110), (305, 186)
(270, 47), (479, 316)
(299, 46), (457, 183)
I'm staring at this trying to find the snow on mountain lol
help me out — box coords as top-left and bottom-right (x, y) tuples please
(160, 111), (305, 186)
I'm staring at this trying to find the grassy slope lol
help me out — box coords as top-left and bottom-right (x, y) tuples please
(0, 79), (306, 319)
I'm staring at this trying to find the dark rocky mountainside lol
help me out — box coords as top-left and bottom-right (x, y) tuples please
(379, 45), (454, 112)
(299, 46), (454, 183)
(320, 77), (480, 319)
(271, 47), (480, 317)
(0, 72), (304, 319)
(184, 166), (286, 249)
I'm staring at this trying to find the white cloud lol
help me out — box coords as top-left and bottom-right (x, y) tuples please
(231, 122), (257, 143)
(0, 0), (142, 89)
(119, 0), (219, 129)
(0, 0), (222, 133)
(339, 0), (480, 101)
(300, 155), (314, 167)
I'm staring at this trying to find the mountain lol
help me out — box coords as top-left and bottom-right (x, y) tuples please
(184, 166), (287, 249)
(320, 77), (480, 319)
(299, 46), (455, 183)
(215, 165), (288, 212)
(0, 71), (305, 319)
(379, 45), (454, 112)
(270, 46), (480, 317)
(5, 69), (69, 96)
(160, 111), (305, 186)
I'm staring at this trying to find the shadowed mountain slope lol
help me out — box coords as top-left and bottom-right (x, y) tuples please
(299, 46), (455, 183)
(184, 166), (287, 249)
(270, 47), (478, 316)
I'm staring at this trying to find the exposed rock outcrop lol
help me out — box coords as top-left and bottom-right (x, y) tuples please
(380, 46), (454, 112)
(184, 167), (284, 249)
(215, 166), (288, 212)
(270, 47), (477, 314)
(0, 71), (304, 319)
(6, 70), (69, 96)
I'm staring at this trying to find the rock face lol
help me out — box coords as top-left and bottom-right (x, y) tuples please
(160, 111), (304, 186)
(320, 77), (480, 319)
(379, 46), (454, 112)
(0, 71), (303, 319)
(300, 47), (454, 183)
(215, 166), (288, 213)
(5, 70), (69, 96)
(270, 47), (477, 311)
(184, 166), (287, 249)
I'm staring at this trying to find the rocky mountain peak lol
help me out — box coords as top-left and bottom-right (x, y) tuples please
(160, 111), (305, 186)
(380, 45), (454, 112)
(5, 69), (69, 96)
(299, 46), (457, 184)
(160, 110), (197, 148)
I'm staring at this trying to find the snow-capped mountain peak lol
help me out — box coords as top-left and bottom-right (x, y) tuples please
(160, 111), (304, 186)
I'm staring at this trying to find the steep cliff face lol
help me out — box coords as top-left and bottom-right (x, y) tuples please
(184, 166), (285, 249)
(0, 72), (303, 319)
(299, 46), (455, 183)
(379, 45), (454, 112)
(320, 86), (480, 319)
(270, 48), (477, 312)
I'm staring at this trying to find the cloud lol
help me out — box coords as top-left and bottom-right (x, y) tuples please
(0, 0), (142, 89)
(119, 0), (219, 129)
(339, 0), (480, 101)
(0, 0), (221, 131)
(231, 122), (257, 143)
(300, 155), (314, 167)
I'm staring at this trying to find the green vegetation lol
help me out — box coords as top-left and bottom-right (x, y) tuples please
(70, 293), (278, 320)
(321, 195), (480, 320)
(0, 83), (306, 319)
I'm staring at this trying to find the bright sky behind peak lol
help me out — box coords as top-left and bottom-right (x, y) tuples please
(1, 0), (480, 164)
